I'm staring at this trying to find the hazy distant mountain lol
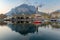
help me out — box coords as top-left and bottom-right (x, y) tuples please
(6, 4), (36, 16)
(51, 10), (60, 13)
(55, 10), (60, 12)
(50, 10), (60, 14)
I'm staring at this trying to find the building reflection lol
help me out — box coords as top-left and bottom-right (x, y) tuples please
(0, 22), (7, 26)
(50, 23), (60, 28)
(7, 24), (38, 35)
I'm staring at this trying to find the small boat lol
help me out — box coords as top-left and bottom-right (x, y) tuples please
(50, 19), (57, 22)
(33, 20), (42, 24)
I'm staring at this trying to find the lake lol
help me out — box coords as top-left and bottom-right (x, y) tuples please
(0, 22), (60, 40)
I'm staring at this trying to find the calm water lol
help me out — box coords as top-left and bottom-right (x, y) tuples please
(0, 22), (60, 40)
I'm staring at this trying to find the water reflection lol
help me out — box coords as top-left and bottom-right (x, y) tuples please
(0, 22), (7, 26)
(8, 24), (38, 35)
(0, 22), (60, 40)
(50, 22), (60, 28)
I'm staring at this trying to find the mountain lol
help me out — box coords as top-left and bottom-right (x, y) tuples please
(55, 10), (60, 12)
(50, 10), (60, 15)
(6, 4), (36, 16)
(51, 10), (60, 14)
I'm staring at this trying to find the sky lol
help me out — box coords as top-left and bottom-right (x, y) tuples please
(0, 0), (60, 14)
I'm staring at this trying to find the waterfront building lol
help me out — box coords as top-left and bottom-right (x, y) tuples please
(0, 14), (7, 21)
(0, 14), (7, 19)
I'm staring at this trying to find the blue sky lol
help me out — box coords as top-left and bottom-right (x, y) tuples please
(0, 0), (60, 14)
